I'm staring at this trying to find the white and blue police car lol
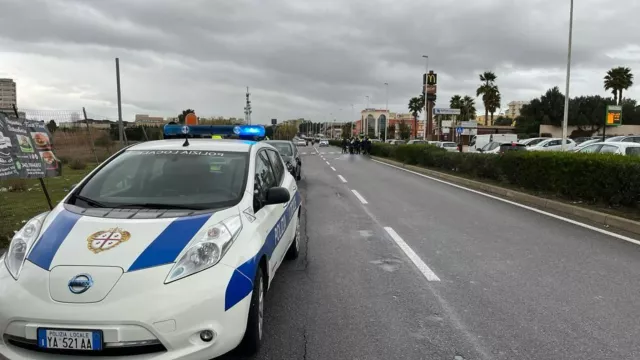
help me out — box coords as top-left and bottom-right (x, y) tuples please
(0, 125), (302, 359)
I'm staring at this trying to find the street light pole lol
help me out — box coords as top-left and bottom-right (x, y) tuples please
(384, 82), (389, 141)
(351, 104), (355, 138)
(422, 55), (429, 140)
(561, 0), (574, 151)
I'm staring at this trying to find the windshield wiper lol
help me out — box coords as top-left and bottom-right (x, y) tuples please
(73, 195), (107, 208)
(117, 203), (202, 210)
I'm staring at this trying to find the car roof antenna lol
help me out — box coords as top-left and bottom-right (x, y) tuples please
(181, 125), (190, 147)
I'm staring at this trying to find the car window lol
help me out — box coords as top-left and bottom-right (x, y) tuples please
(527, 138), (545, 146)
(599, 145), (618, 154)
(254, 151), (278, 211)
(266, 149), (285, 185)
(76, 150), (248, 210)
(625, 147), (640, 156)
(266, 142), (293, 156)
(578, 144), (601, 153)
(546, 140), (561, 147)
(488, 142), (500, 150)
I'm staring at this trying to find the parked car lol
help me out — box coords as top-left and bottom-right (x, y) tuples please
(470, 134), (518, 152)
(518, 137), (548, 147)
(573, 138), (601, 150)
(265, 140), (302, 180)
(386, 140), (406, 145)
(435, 141), (458, 152)
(604, 135), (640, 143)
(319, 139), (329, 147)
(574, 141), (640, 156)
(407, 140), (427, 145)
(528, 138), (576, 151)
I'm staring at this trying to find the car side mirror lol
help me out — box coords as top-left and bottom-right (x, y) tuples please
(265, 187), (290, 205)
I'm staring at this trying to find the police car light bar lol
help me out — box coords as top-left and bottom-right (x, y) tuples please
(163, 124), (266, 139)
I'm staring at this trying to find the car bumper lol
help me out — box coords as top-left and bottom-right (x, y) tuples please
(0, 261), (251, 360)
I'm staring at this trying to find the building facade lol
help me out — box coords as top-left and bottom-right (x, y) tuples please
(0, 78), (17, 110)
(135, 114), (166, 126)
(507, 101), (529, 119)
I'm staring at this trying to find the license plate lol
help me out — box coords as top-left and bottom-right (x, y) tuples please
(37, 328), (103, 351)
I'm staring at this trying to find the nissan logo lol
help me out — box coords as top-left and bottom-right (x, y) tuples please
(68, 274), (93, 294)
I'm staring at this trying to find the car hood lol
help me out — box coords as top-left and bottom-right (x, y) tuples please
(26, 205), (240, 273)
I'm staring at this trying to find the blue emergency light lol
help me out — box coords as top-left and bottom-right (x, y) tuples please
(163, 124), (266, 140)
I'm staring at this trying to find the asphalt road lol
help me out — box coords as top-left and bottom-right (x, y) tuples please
(220, 145), (640, 360)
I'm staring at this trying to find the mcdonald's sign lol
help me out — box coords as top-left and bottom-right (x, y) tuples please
(423, 72), (437, 86)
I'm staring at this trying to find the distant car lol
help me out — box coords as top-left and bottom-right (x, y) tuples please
(528, 138), (576, 152)
(407, 140), (427, 145)
(518, 137), (548, 147)
(318, 139), (329, 147)
(574, 141), (640, 156)
(604, 135), (640, 143)
(295, 139), (307, 147)
(265, 140), (302, 180)
(386, 140), (405, 145)
(436, 141), (458, 152)
(574, 138), (601, 150)
(477, 141), (525, 154)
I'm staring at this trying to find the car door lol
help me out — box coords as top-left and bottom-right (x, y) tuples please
(265, 149), (298, 273)
(544, 139), (561, 151)
(253, 150), (284, 276)
(577, 144), (602, 153)
(598, 144), (620, 154)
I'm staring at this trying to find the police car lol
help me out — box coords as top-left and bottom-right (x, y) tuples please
(0, 125), (302, 359)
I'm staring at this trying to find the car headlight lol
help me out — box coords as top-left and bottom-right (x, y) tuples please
(165, 215), (242, 284)
(5, 213), (48, 280)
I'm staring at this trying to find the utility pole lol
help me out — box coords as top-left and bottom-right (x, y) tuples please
(561, 0), (574, 151)
(384, 82), (389, 141)
(422, 55), (429, 140)
(244, 87), (252, 125)
(115, 58), (124, 144)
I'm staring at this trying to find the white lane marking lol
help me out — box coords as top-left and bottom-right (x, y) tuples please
(301, 152), (307, 155)
(351, 189), (368, 204)
(331, 166), (336, 171)
(338, 175), (347, 183)
(325, 161), (330, 165)
(384, 227), (441, 282)
(373, 159), (640, 246)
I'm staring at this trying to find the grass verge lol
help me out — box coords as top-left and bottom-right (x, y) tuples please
(0, 164), (95, 249)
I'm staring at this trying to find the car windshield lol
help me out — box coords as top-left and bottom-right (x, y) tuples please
(266, 142), (293, 156)
(73, 150), (249, 210)
(606, 136), (625, 142)
(526, 138), (545, 146)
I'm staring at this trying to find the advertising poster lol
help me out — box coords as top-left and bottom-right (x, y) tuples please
(0, 112), (62, 180)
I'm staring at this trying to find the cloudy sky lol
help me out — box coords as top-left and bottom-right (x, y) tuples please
(1, 0), (639, 124)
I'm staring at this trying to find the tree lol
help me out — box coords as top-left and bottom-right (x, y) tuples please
(341, 122), (353, 139)
(493, 116), (513, 126)
(46, 120), (58, 133)
(485, 87), (501, 125)
(274, 124), (297, 140)
(460, 96), (477, 121)
(604, 67), (634, 105)
(477, 71), (497, 125)
(398, 122), (411, 140)
(408, 96), (425, 138)
(177, 109), (195, 124)
(387, 124), (396, 139)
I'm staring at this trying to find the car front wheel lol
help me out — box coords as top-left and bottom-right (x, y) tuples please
(286, 213), (300, 260)
(239, 267), (264, 355)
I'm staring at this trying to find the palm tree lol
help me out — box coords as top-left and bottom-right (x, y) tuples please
(460, 96), (477, 121)
(604, 67), (634, 105)
(485, 87), (501, 124)
(477, 71), (497, 125)
(449, 95), (462, 109)
(408, 96), (425, 138)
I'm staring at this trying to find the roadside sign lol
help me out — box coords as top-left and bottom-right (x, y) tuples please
(456, 127), (464, 134)
(461, 120), (478, 128)
(423, 72), (437, 85)
(606, 105), (622, 126)
(433, 108), (461, 115)
(271, 119), (277, 125)
(184, 113), (198, 125)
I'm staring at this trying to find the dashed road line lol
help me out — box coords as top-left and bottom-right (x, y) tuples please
(330, 166), (336, 171)
(325, 161), (330, 165)
(351, 189), (368, 204)
(338, 175), (347, 183)
(384, 227), (441, 282)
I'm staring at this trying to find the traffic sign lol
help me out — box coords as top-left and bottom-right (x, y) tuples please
(456, 127), (463, 134)
(433, 108), (461, 115)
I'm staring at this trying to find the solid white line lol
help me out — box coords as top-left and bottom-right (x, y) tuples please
(384, 227), (441, 282)
(351, 189), (368, 204)
(326, 161), (330, 165)
(338, 175), (347, 183)
(331, 166), (336, 171)
(372, 159), (640, 246)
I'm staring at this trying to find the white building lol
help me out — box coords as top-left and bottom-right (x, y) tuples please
(507, 101), (529, 119)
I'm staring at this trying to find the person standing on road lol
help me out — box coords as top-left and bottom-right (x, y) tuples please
(354, 138), (361, 154)
(341, 138), (348, 153)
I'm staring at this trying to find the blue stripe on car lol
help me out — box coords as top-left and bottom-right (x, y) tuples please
(128, 213), (212, 272)
(27, 210), (82, 270)
(224, 190), (301, 311)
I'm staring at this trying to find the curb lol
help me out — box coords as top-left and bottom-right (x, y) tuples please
(372, 156), (640, 237)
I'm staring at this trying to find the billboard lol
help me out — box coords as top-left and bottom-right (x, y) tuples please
(0, 113), (62, 180)
(606, 105), (622, 126)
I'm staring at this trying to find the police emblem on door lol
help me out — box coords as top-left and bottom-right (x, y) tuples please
(87, 228), (131, 254)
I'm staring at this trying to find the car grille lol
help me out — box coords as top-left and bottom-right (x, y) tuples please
(5, 335), (167, 357)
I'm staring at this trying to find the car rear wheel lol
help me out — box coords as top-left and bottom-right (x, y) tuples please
(286, 213), (300, 260)
(239, 267), (264, 355)
(296, 167), (301, 181)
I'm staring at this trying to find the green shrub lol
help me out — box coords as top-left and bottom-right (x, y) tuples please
(69, 159), (87, 170)
(369, 143), (640, 208)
